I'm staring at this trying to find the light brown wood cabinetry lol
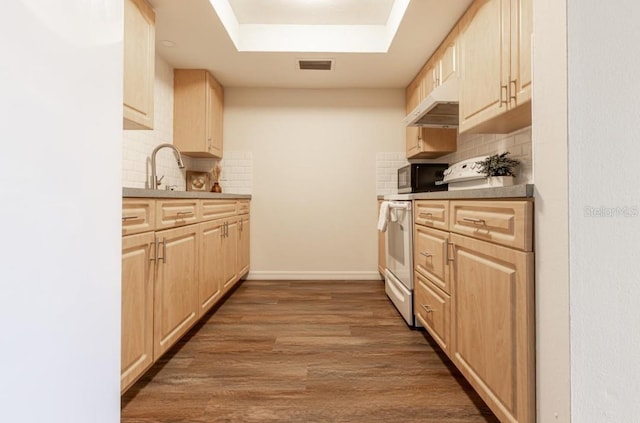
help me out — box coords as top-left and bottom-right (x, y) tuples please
(459, 0), (532, 134)
(122, 198), (155, 236)
(415, 272), (450, 353)
(413, 198), (534, 423)
(121, 231), (155, 393)
(238, 215), (250, 277)
(121, 197), (250, 393)
(414, 200), (449, 230)
(199, 220), (224, 316)
(174, 69), (224, 158)
(450, 200), (533, 250)
(377, 200), (386, 276)
(450, 232), (534, 423)
(414, 224), (450, 294)
(404, 23), (458, 160)
(123, 0), (155, 130)
(155, 199), (199, 229)
(222, 218), (239, 292)
(153, 224), (200, 359)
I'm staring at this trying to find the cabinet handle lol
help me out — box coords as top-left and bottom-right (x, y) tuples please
(500, 84), (509, 107)
(419, 212), (433, 219)
(176, 211), (193, 217)
(510, 79), (518, 103)
(149, 240), (157, 261)
(421, 304), (433, 314)
(446, 239), (455, 262)
(420, 251), (432, 258)
(122, 215), (139, 222)
(462, 217), (486, 225)
(158, 237), (166, 264)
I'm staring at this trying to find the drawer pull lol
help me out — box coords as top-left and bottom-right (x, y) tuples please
(420, 251), (432, 258)
(122, 215), (139, 222)
(176, 211), (194, 217)
(419, 212), (433, 219)
(421, 304), (433, 314)
(462, 217), (485, 225)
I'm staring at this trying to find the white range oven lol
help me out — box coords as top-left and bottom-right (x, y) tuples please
(383, 200), (415, 326)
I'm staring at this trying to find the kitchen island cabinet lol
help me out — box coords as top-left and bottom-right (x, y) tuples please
(123, 0), (155, 130)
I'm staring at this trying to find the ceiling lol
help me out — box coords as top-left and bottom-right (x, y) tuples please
(149, 0), (473, 89)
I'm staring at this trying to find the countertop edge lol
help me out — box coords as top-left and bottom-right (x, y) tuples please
(381, 184), (534, 201)
(123, 187), (252, 200)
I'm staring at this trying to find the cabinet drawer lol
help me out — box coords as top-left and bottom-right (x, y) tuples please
(237, 200), (250, 215)
(122, 199), (155, 236)
(449, 200), (533, 251)
(414, 200), (449, 230)
(155, 199), (199, 230)
(415, 272), (450, 354)
(201, 199), (237, 221)
(414, 225), (450, 294)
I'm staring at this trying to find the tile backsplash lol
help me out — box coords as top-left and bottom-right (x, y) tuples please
(376, 152), (408, 195)
(438, 126), (533, 185)
(122, 55), (188, 190)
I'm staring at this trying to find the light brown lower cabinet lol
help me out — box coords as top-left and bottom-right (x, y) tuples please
(222, 218), (239, 292)
(153, 224), (200, 359)
(121, 198), (250, 393)
(237, 215), (250, 277)
(199, 220), (224, 317)
(413, 199), (534, 423)
(450, 232), (534, 423)
(121, 231), (155, 393)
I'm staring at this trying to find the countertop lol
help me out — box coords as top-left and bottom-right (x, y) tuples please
(123, 187), (252, 200)
(379, 184), (534, 201)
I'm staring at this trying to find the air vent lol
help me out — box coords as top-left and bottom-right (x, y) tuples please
(297, 59), (334, 71)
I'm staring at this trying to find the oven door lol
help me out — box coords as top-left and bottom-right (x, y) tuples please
(385, 203), (413, 290)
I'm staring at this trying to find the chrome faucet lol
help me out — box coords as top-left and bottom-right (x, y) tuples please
(150, 143), (185, 189)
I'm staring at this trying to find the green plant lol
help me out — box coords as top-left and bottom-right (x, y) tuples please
(476, 152), (520, 177)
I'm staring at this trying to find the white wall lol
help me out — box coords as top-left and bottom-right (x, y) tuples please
(0, 2), (121, 423)
(224, 88), (405, 279)
(532, 0), (571, 421)
(568, 1), (640, 421)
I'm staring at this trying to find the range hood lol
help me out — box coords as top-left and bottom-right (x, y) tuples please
(403, 78), (459, 128)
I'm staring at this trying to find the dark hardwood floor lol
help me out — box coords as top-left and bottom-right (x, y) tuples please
(122, 280), (498, 423)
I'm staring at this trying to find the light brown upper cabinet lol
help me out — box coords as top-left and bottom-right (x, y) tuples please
(174, 69), (224, 158)
(123, 0), (155, 130)
(459, 0), (532, 134)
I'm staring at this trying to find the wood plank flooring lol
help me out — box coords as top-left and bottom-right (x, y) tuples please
(122, 280), (498, 423)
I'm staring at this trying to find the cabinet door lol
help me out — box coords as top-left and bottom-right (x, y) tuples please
(123, 0), (155, 130)
(237, 216), (250, 277)
(459, 0), (507, 132)
(154, 225), (199, 358)
(510, 0), (532, 105)
(414, 272), (450, 354)
(406, 126), (422, 158)
(199, 220), (223, 316)
(121, 231), (155, 392)
(420, 64), (436, 99)
(450, 233), (534, 423)
(222, 219), (239, 291)
(414, 225), (450, 294)
(208, 74), (224, 158)
(439, 40), (457, 87)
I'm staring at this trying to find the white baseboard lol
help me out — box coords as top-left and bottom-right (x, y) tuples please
(246, 270), (384, 281)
